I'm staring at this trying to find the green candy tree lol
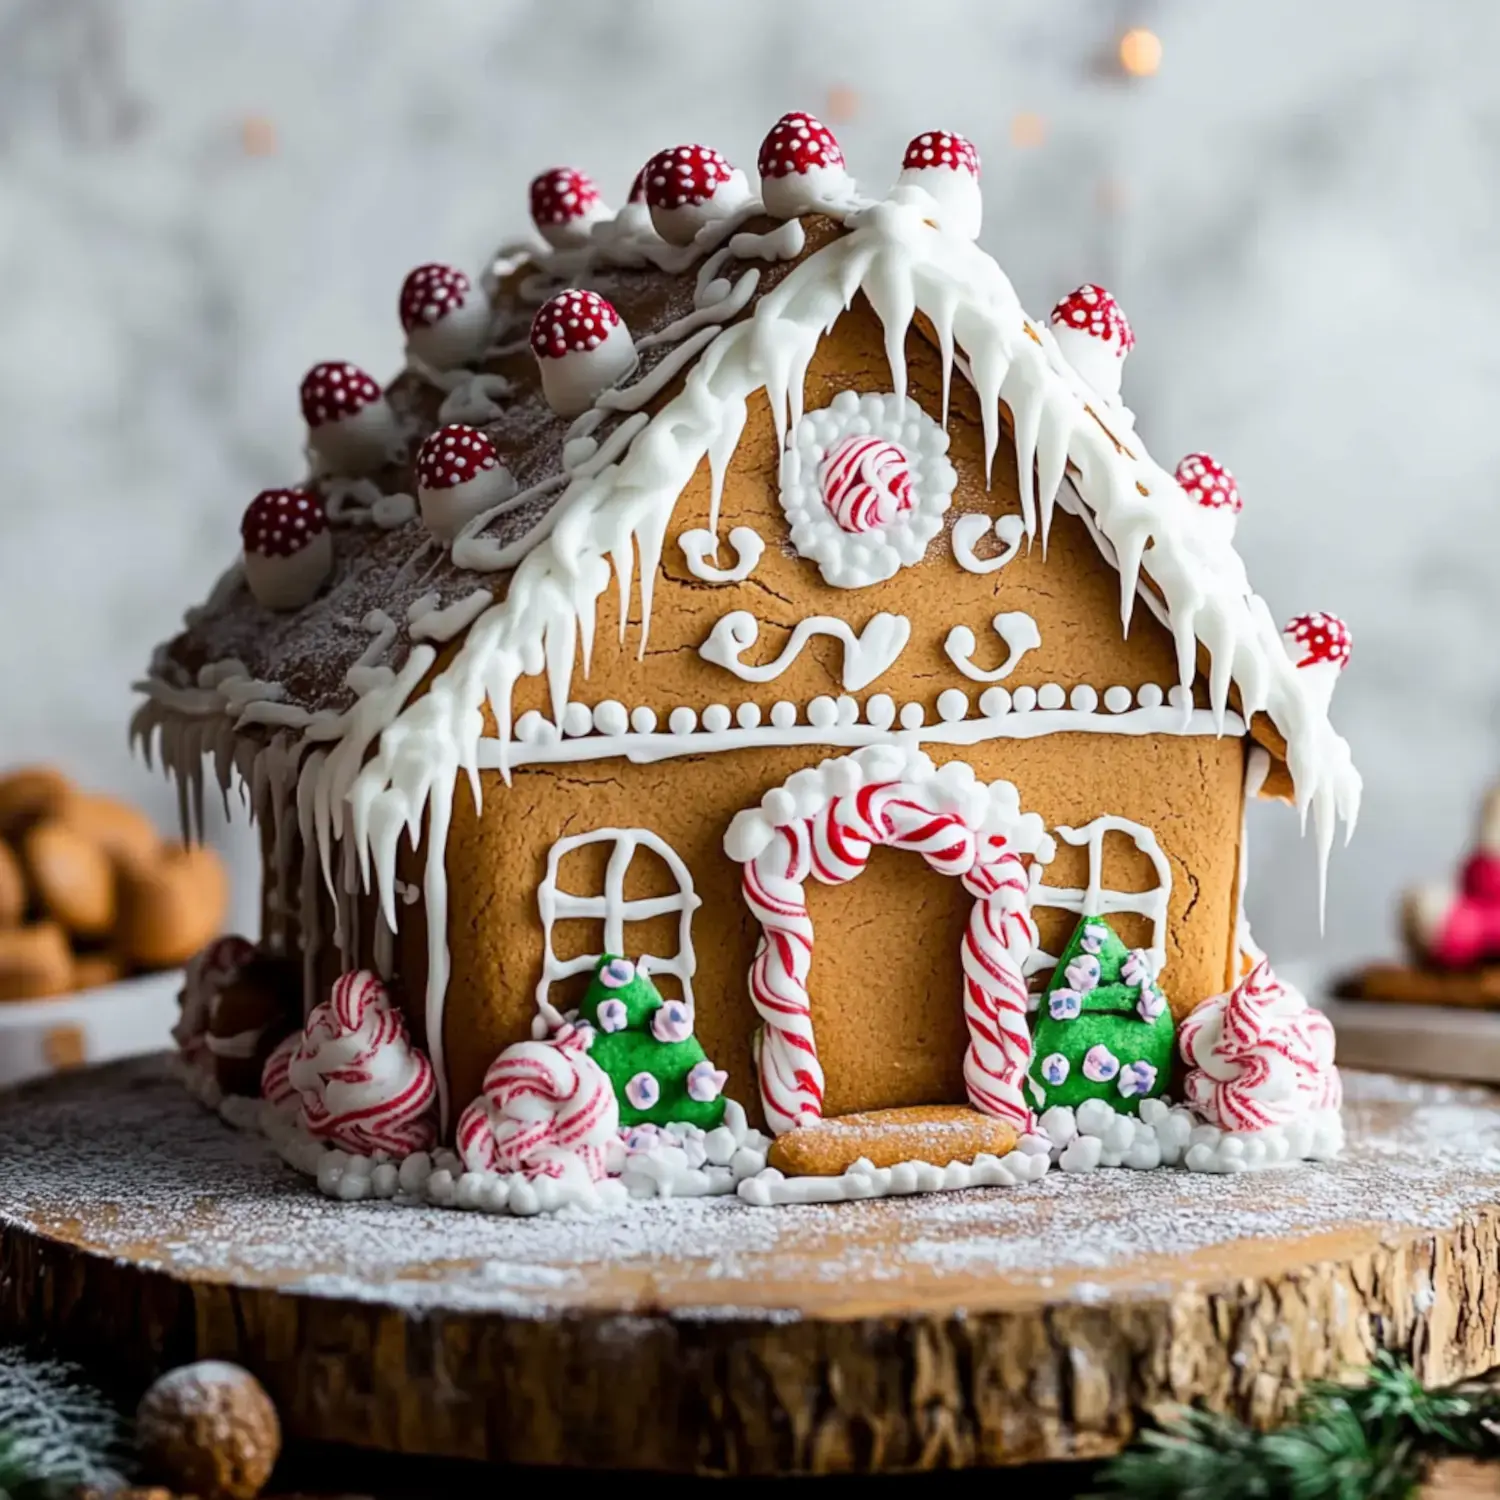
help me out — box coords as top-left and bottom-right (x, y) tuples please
(577, 955), (728, 1131)
(1028, 914), (1175, 1116)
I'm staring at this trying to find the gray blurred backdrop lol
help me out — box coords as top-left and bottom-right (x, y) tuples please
(0, 0), (1492, 963)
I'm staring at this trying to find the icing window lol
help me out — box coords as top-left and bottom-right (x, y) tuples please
(780, 390), (958, 588)
(1024, 816), (1172, 981)
(535, 829), (701, 1024)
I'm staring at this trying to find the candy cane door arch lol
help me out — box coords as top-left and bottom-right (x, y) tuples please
(723, 746), (1054, 1136)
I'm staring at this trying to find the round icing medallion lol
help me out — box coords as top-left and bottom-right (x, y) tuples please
(782, 391), (958, 588)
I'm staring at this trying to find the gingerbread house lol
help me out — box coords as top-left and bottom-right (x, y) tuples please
(137, 118), (1358, 1201)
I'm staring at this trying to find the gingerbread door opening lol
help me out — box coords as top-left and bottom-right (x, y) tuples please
(724, 746), (1053, 1137)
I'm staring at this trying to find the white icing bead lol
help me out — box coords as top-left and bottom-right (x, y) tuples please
(978, 687), (1011, 718)
(898, 702), (925, 730)
(1168, 684), (1192, 709)
(770, 701), (797, 729)
(515, 710), (546, 744)
(562, 701), (593, 737)
(593, 700), (629, 736)
(702, 703), (732, 733)
(1037, 683), (1066, 711)
(630, 706), (658, 734)
(1011, 686), (1038, 713)
(1069, 685), (1099, 713)
(807, 695), (838, 728)
(1103, 685), (1133, 714)
(669, 707), (698, 736)
(936, 688), (969, 723)
(836, 695), (859, 726)
(1136, 683), (1164, 709)
(865, 694), (896, 729)
(736, 702), (762, 730)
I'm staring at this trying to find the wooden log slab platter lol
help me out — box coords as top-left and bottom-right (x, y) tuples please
(5, 1058), (1500, 1476)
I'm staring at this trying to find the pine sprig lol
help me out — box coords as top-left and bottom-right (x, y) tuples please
(1093, 1353), (1500, 1499)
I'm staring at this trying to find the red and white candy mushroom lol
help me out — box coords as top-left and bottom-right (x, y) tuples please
(529, 288), (636, 418)
(1175, 453), (1242, 532)
(299, 361), (397, 476)
(529, 167), (610, 250)
(399, 263), (491, 370)
(896, 130), (982, 239)
(1050, 284), (1135, 400)
(240, 489), (332, 611)
(415, 424), (514, 541)
(642, 144), (752, 246)
(1282, 611), (1352, 708)
(757, 111), (852, 220)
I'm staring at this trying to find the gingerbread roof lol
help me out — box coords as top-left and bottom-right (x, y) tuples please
(134, 119), (1360, 919)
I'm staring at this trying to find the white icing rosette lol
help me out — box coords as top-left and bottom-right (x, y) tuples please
(780, 390), (958, 588)
(287, 970), (438, 1156)
(1178, 960), (1341, 1133)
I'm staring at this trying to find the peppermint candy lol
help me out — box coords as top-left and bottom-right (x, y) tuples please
(455, 1022), (618, 1182)
(288, 970), (438, 1156)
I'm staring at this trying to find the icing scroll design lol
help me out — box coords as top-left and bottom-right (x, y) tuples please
(944, 612), (1041, 682)
(700, 610), (911, 693)
(952, 513), (1025, 576)
(678, 527), (765, 584)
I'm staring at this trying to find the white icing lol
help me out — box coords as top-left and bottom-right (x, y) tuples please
(698, 609), (910, 693)
(437, 373), (513, 426)
(943, 611), (1042, 683)
(677, 526), (764, 584)
(534, 828), (700, 1033)
(1026, 815), (1173, 979)
(321, 477), (417, 531)
(470, 702), (1245, 772)
(779, 390), (958, 588)
(739, 1145), (1051, 1207)
(951, 512), (1026, 575)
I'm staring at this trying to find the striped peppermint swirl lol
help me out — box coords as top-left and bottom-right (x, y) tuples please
(456, 1023), (618, 1182)
(744, 778), (1039, 1135)
(288, 970), (438, 1156)
(259, 1031), (300, 1114)
(1179, 960), (1341, 1131)
(817, 435), (915, 534)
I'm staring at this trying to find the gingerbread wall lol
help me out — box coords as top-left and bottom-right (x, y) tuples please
(390, 296), (1252, 1125)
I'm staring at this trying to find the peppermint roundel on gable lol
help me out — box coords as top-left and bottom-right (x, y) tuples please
(779, 390), (958, 588)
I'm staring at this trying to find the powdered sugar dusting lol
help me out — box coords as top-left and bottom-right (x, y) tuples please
(3, 1059), (1497, 1317)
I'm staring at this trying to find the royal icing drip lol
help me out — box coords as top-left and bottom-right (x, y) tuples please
(1178, 960), (1341, 1133)
(698, 610), (911, 693)
(724, 744), (1052, 1135)
(287, 969), (438, 1156)
(454, 1022), (618, 1183)
(943, 611), (1042, 683)
(534, 828), (701, 1033)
